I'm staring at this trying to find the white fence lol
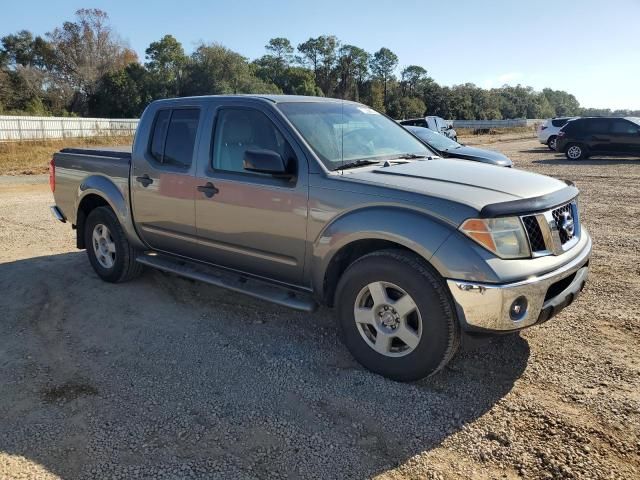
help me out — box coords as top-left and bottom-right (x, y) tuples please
(0, 115), (139, 142)
(451, 119), (543, 129)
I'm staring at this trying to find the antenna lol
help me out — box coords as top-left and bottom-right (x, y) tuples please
(340, 100), (344, 174)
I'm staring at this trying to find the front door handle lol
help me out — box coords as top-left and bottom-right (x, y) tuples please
(197, 182), (219, 198)
(136, 174), (153, 187)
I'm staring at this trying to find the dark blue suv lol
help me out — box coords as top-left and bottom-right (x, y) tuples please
(556, 117), (640, 160)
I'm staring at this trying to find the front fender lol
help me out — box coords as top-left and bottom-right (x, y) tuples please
(310, 206), (455, 299)
(76, 175), (145, 250)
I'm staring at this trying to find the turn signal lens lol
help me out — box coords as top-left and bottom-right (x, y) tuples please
(460, 217), (531, 259)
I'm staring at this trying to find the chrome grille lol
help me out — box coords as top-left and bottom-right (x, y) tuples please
(520, 201), (580, 256)
(522, 216), (546, 252)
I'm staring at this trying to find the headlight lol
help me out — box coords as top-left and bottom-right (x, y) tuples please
(460, 217), (531, 259)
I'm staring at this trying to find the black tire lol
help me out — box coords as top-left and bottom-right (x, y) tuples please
(335, 249), (460, 382)
(84, 206), (143, 283)
(565, 143), (589, 160)
(547, 136), (557, 151)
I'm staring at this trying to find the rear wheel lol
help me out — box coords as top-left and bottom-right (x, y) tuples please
(565, 143), (588, 160)
(335, 249), (460, 381)
(84, 206), (143, 283)
(547, 136), (557, 150)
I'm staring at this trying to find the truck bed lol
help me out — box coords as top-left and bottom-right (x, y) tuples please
(59, 145), (132, 159)
(52, 145), (133, 226)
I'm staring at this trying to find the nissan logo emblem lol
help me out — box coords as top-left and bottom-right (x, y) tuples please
(560, 210), (575, 237)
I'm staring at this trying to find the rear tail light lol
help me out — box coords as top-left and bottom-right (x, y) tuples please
(540, 125), (547, 131)
(558, 131), (566, 137)
(49, 158), (55, 192)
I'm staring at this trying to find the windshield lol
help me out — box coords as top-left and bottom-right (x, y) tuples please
(278, 102), (433, 170)
(407, 126), (461, 151)
(628, 117), (640, 126)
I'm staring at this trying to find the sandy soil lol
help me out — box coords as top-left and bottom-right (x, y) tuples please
(0, 138), (638, 479)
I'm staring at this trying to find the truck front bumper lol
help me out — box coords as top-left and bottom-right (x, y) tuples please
(447, 236), (591, 332)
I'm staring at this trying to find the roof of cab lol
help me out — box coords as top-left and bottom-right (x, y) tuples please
(151, 94), (354, 105)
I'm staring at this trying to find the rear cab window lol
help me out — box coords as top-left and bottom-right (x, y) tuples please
(149, 108), (200, 168)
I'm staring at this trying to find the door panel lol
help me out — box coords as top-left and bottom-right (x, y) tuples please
(585, 119), (611, 153)
(193, 105), (309, 285)
(131, 108), (200, 254)
(609, 119), (640, 155)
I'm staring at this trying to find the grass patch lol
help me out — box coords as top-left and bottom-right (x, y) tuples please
(0, 136), (133, 175)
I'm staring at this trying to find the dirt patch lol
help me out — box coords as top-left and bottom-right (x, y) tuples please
(0, 142), (638, 479)
(42, 381), (98, 404)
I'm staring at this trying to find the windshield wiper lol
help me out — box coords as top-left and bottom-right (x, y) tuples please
(392, 153), (430, 160)
(334, 159), (381, 171)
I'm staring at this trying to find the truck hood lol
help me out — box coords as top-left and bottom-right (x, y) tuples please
(344, 158), (568, 212)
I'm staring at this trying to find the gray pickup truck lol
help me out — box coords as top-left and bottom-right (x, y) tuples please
(50, 95), (591, 381)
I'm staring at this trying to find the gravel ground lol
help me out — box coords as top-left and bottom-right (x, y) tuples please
(0, 138), (638, 479)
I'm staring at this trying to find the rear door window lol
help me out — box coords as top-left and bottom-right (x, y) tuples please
(610, 119), (639, 135)
(551, 118), (569, 127)
(148, 108), (200, 168)
(163, 109), (200, 167)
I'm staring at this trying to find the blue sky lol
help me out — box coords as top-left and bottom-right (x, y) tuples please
(2, 0), (639, 109)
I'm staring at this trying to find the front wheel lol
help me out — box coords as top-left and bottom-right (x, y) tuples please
(565, 143), (588, 160)
(335, 250), (460, 381)
(84, 206), (143, 283)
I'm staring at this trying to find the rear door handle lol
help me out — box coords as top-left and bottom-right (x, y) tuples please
(136, 174), (153, 187)
(197, 182), (219, 198)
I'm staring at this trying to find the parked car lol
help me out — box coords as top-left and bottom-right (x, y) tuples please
(50, 95), (591, 381)
(400, 116), (457, 141)
(537, 117), (577, 150)
(556, 117), (640, 160)
(405, 125), (512, 167)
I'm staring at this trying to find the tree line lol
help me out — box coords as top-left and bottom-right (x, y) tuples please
(1, 9), (638, 120)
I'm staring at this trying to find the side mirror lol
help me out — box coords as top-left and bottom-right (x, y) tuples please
(243, 148), (290, 176)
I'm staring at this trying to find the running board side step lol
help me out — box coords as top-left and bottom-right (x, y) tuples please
(136, 254), (318, 312)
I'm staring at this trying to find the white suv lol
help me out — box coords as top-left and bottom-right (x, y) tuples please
(538, 117), (576, 150)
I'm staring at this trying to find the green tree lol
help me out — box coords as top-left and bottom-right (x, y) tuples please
(335, 45), (369, 101)
(46, 8), (138, 113)
(181, 43), (279, 96)
(369, 47), (398, 109)
(145, 35), (186, 97)
(89, 63), (153, 117)
(542, 88), (580, 116)
(297, 35), (339, 95)
(265, 37), (294, 65)
(388, 96), (426, 119)
(1, 30), (53, 68)
(400, 65), (427, 96)
(253, 37), (295, 92)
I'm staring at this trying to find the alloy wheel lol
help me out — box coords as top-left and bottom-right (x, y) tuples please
(567, 145), (582, 160)
(353, 281), (422, 357)
(92, 223), (116, 269)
